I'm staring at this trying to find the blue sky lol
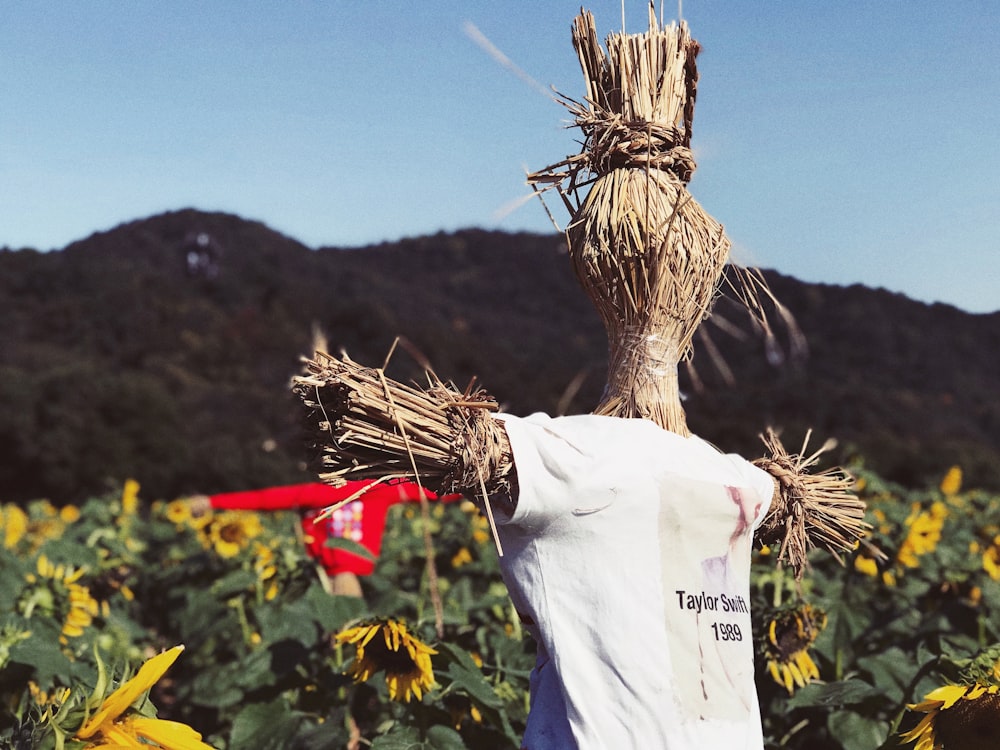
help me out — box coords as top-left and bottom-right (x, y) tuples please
(3, 1), (998, 312)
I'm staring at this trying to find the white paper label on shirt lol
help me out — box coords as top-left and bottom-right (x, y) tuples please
(658, 475), (762, 722)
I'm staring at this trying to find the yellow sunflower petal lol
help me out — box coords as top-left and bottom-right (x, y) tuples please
(386, 674), (400, 701)
(966, 683), (988, 700)
(922, 683), (969, 710)
(898, 712), (931, 743)
(63, 566), (85, 585)
(768, 660), (782, 686)
(76, 646), (184, 738)
(338, 623), (381, 648)
(38, 554), (54, 578)
(385, 621), (401, 651)
(787, 661), (805, 688)
(98, 722), (145, 747)
(130, 716), (216, 750)
(796, 650), (820, 681)
(907, 697), (945, 713)
(781, 664), (794, 693)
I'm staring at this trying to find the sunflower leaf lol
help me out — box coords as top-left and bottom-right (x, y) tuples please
(228, 697), (307, 750)
(826, 710), (890, 750)
(210, 569), (258, 598)
(7, 620), (74, 685)
(434, 642), (503, 709)
(370, 725), (421, 750)
(786, 678), (883, 709)
(425, 724), (468, 750)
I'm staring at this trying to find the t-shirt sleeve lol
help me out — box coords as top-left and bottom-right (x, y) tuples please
(722, 454), (776, 532)
(491, 413), (600, 528)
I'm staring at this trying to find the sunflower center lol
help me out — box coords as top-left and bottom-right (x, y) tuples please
(219, 524), (244, 543)
(935, 691), (1000, 750)
(364, 637), (419, 674)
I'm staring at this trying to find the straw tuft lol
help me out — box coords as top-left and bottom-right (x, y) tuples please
(292, 350), (513, 498)
(753, 428), (880, 579)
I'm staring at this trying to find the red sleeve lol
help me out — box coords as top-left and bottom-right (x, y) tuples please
(209, 482), (389, 511)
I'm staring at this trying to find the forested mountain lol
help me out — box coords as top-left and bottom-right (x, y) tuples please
(2, 208), (998, 502)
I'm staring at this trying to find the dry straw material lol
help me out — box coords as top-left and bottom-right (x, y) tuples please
(292, 350), (512, 499)
(528, 8), (781, 436)
(753, 429), (880, 579)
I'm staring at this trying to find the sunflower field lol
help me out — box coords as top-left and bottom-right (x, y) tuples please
(2, 464), (1000, 749)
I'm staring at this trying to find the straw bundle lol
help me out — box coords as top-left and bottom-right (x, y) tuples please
(753, 428), (879, 579)
(292, 350), (513, 497)
(529, 9), (740, 436)
(522, 7), (871, 563)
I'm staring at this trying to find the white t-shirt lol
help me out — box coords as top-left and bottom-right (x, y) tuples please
(491, 413), (774, 750)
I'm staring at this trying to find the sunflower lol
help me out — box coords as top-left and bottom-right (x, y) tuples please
(28, 680), (71, 713)
(163, 499), (193, 526)
(445, 693), (484, 729)
(120, 478), (141, 516)
(764, 603), (827, 694)
(90, 564), (137, 616)
(875, 507), (893, 532)
(897, 502), (947, 568)
(10, 500), (69, 552)
(74, 645), (215, 749)
(204, 511), (263, 559)
(252, 542), (279, 601)
(460, 500), (492, 546)
(854, 550), (896, 586)
(1, 503), (28, 549)
(335, 619), (437, 702)
(23, 554), (100, 644)
(939, 465), (963, 497)
(975, 535), (1000, 581)
(900, 683), (1000, 750)
(451, 546), (473, 568)
(854, 554), (878, 576)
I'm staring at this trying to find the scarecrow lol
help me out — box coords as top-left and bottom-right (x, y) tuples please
(293, 7), (870, 748)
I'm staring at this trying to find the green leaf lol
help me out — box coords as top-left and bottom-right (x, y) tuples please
(186, 649), (278, 708)
(211, 569), (258, 598)
(234, 648), (280, 688)
(857, 647), (921, 703)
(304, 580), (368, 630)
(827, 709), (890, 750)
(370, 725), (422, 750)
(286, 719), (351, 750)
(0, 552), (26, 602)
(228, 697), (306, 750)
(426, 724), (468, 750)
(257, 600), (319, 645)
(7, 622), (74, 685)
(324, 536), (375, 561)
(786, 679), (884, 709)
(435, 642), (503, 709)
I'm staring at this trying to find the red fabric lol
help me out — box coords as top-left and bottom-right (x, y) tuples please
(208, 481), (458, 576)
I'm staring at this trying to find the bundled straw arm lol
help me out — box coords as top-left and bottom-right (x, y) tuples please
(290, 355), (875, 575)
(752, 428), (879, 579)
(291, 351), (514, 498)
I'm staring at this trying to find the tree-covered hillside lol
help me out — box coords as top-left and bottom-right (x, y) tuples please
(2, 208), (998, 502)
